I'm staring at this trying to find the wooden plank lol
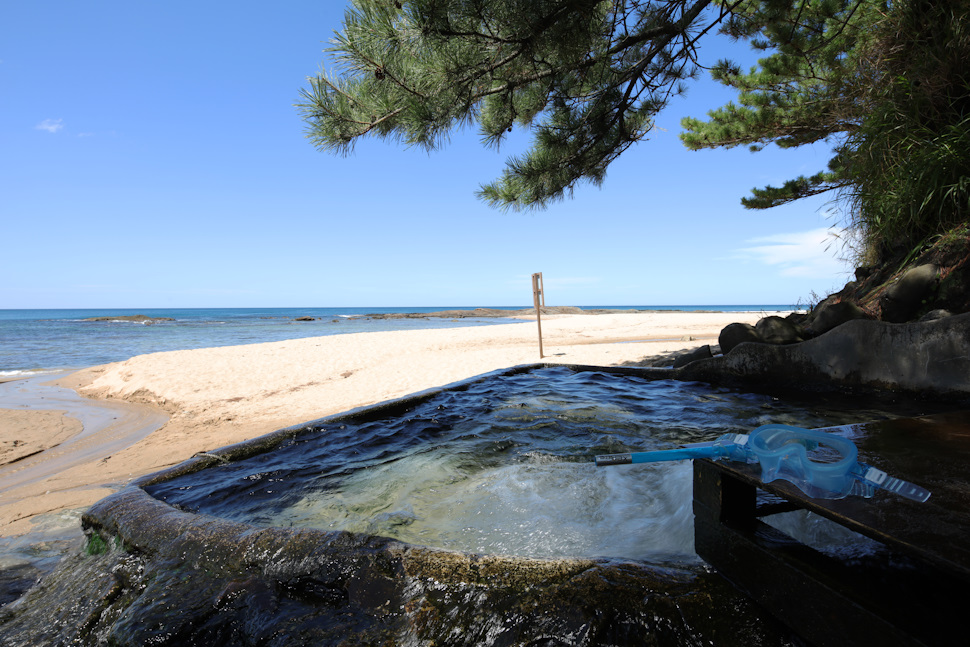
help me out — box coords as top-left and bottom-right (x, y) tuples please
(710, 412), (970, 576)
(694, 457), (970, 646)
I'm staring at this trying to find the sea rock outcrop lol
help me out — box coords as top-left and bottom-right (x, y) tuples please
(686, 228), (970, 394)
(679, 312), (970, 398)
(81, 314), (175, 323)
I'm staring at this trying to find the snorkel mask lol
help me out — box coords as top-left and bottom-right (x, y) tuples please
(596, 424), (930, 502)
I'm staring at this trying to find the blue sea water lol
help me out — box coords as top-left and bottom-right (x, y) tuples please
(0, 305), (792, 375)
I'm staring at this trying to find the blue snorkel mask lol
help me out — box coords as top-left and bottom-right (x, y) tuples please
(596, 424), (931, 502)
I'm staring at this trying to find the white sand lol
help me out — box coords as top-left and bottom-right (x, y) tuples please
(0, 311), (764, 535)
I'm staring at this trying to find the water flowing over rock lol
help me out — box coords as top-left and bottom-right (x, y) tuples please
(0, 487), (798, 646)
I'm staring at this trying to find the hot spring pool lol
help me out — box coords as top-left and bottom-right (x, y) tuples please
(146, 366), (912, 563)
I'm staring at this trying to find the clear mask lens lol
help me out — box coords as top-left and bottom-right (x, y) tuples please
(748, 424), (858, 499)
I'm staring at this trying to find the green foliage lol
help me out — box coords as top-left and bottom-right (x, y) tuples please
(683, 0), (970, 263)
(839, 0), (970, 260)
(300, 1), (969, 264)
(740, 169), (841, 209)
(298, 0), (725, 210)
(680, 0), (878, 206)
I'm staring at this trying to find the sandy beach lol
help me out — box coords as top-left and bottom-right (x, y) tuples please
(0, 311), (763, 537)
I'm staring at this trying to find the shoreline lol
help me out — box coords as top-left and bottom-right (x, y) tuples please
(0, 311), (762, 538)
(0, 306), (794, 381)
(0, 374), (167, 539)
(361, 306), (794, 319)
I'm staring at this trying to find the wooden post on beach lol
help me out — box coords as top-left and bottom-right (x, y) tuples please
(532, 272), (544, 358)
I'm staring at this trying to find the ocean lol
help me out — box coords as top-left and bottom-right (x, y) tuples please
(0, 305), (792, 375)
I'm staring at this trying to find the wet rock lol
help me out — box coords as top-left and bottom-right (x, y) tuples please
(0, 562), (40, 608)
(880, 263), (940, 323)
(672, 345), (713, 368)
(293, 316), (317, 321)
(81, 314), (175, 323)
(0, 487), (799, 646)
(755, 316), (805, 345)
(719, 323), (762, 354)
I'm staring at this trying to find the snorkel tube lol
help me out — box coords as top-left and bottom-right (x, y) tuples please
(596, 424), (931, 503)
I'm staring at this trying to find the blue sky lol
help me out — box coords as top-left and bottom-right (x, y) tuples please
(1, 2), (855, 309)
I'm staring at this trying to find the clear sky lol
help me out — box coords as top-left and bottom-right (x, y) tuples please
(1, 2), (856, 309)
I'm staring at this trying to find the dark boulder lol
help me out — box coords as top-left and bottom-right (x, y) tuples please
(755, 316), (805, 345)
(719, 323), (763, 354)
(806, 300), (869, 336)
(671, 345), (713, 368)
(880, 263), (940, 323)
(920, 309), (952, 322)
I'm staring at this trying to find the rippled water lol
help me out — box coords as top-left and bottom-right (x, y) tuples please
(0, 307), (527, 374)
(147, 367), (912, 562)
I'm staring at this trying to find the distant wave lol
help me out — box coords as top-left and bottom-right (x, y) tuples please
(75, 318), (160, 325)
(0, 368), (64, 378)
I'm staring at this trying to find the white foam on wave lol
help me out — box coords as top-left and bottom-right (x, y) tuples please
(0, 369), (62, 378)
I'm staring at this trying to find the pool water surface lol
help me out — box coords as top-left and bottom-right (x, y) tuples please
(146, 367), (918, 562)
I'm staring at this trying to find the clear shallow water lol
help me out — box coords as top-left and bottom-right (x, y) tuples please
(147, 366), (910, 563)
(0, 305), (793, 375)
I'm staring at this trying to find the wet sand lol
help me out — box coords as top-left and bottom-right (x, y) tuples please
(0, 374), (167, 536)
(0, 311), (763, 537)
(0, 409), (82, 466)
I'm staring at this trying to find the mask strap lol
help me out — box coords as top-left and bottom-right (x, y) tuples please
(851, 464), (932, 502)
